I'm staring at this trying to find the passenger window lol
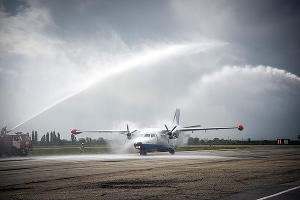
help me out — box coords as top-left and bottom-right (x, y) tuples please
(144, 134), (150, 137)
(151, 134), (156, 138)
(13, 137), (20, 141)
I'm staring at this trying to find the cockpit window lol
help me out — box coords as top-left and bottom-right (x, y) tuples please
(144, 134), (150, 137)
(21, 135), (29, 140)
(151, 134), (156, 137)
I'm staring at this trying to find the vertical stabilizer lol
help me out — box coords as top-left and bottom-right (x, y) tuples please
(173, 109), (180, 125)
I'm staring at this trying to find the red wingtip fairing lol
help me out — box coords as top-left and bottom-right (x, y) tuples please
(71, 129), (81, 134)
(238, 125), (244, 131)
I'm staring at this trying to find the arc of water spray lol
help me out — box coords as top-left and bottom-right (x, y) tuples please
(10, 41), (224, 131)
(200, 65), (300, 84)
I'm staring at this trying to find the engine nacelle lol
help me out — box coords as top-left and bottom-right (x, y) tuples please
(127, 134), (132, 140)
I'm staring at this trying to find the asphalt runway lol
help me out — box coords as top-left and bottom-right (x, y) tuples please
(0, 145), (299, 200)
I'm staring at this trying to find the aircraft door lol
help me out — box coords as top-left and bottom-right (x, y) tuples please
(157, 134), (168, 145)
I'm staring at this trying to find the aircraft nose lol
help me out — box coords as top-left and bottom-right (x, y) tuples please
(134, 141), (143, 149)
(134, 141), (142, 147)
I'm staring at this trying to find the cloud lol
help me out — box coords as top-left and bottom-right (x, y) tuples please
(0, 1), (224, 130)
(0, 3), (59, 58)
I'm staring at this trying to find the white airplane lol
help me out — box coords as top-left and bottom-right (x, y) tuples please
(71, 109), (244, 155)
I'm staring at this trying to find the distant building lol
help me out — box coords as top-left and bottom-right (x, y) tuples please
(277, 139), (290, 145)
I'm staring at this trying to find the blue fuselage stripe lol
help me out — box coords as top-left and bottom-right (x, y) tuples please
(136, 143), (174, 152)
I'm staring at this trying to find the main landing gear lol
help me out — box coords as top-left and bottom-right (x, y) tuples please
(139, 149), (147, 156)
(169, 149), (175, 155)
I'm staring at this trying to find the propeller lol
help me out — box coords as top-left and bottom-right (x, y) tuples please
(126, 124), (137, 140)
(164, 124), (177, 139)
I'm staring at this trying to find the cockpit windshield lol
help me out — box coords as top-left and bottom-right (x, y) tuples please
(21, 135), (29, 140)
(144, 134), (150, 137)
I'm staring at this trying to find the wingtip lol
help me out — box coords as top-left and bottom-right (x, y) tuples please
(238, 124), (244, 131)
(71, 129), (82, 134)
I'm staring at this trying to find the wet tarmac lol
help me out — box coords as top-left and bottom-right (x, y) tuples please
(0, 145), (299, 199)
(2, 152), (236, 162)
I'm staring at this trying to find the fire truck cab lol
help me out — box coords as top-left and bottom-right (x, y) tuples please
(0, 133), (32, 156)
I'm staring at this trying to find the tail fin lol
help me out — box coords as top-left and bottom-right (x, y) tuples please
(173, 109), (180, 125)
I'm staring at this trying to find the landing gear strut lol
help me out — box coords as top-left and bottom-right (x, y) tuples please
(140, 149), (147, 156)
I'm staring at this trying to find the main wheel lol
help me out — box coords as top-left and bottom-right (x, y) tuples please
(11, 147), (18, 156)
(19, 149), (28, 156)
(169, 149), (175, 155)
(140, 150), (147, 156)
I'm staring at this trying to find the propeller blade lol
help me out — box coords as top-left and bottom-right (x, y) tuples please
(164, 124), (169, 132)
(170, 126), (177, 133)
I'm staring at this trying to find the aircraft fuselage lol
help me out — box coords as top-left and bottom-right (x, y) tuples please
(132, 129), (177, 155)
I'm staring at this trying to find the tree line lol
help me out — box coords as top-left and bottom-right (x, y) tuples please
(30, 130), (106, 146)
(29, 131), (300, 146)
(187, 137), (300, 145)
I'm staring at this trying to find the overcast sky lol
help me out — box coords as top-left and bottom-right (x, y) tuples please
(0, 0), (299, 140)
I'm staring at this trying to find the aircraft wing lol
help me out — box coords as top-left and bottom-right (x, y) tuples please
(71, 129), (129, 135)
(178, 125), (244, 132)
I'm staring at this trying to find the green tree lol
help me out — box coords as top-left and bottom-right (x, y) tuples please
(46, 132), (49, 144)
(1, 126), (7, 136)
(60, 139), (69, 145)
(31, 131), (35, 144)
(78, 138), (86, 144)
(34, 131), (38, 144)
(53, 131), (56, 144)
(86, 137), (92, 144)
(188, 137), (194, 145)
(57, 132), (61, 144)
(71, 134), (76, 144)
(50, 131), (53, 143)
(97, 137), (105, 145)
(41, 135), (45, 144)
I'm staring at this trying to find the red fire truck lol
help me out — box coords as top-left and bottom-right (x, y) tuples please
(0, 132), (32, 156)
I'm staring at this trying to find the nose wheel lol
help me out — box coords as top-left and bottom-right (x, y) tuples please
(169, 149), (175, 155)
(140, 149), (147, 156)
